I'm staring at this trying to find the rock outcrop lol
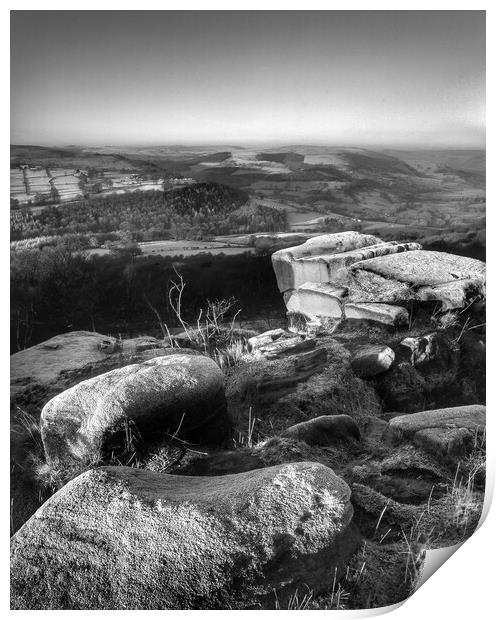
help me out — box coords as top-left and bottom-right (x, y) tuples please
(271, 231), (384, 293)
(270, 232), (486, 329)
(11, 463), (360, 610)
(351, 250), (486, 287)
(41, 354), (229, 467)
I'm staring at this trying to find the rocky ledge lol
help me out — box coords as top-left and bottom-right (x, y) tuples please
(272, 231), (485, 329)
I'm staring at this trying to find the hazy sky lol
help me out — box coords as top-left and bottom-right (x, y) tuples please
(10, 11), (485, 147)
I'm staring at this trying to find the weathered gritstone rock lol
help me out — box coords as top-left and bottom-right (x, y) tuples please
(280, 414), (361, 446)
(273, 238), (420, 294)
(351, 345), (395, 378)
(248, 329), (316, 359)
(286, 283), (348, 320)
(344, 303), (409, 327)
(272, 231), (383, 293)
(417, 278), (485, 311)
(41, 355), (229, 468)
(10, 331), (168, 401)
(385, 405), (486, 461)
(10, 463), (360, 610)
(396, 332), (449, 367)
(351, 250), (486, 287)
(351, 445), (449, 505)
(346, 268), (416, 304)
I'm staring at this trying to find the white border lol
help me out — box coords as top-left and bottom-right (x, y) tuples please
(3, 3), (492, 618)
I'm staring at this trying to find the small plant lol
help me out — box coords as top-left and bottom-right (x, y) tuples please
(234, 407), (259, 448)
(274, 587), (313, 610)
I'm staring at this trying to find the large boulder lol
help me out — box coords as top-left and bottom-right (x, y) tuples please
(271, 231), (384, 292)
(41, 354), (229, 468)
(351, 250), (486, 287)
(11, 463), (360, 610)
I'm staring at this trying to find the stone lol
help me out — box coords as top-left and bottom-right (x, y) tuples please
(347, 268), (416, 304)
(387, 405), (486, 439)
(385, 405), (486, 460)
(11, 331), (119, 398)
(280, 414), (361, 445)
(10, 463), (360, 610)
(417, 278), (485, 310)
(286, 282), (347, 320)
(257, 337), (316, 360)
(247, 329), (315, 359)
(274, 239), (420, 294)
(351, 345), (395, 378)
(11, 331), (168, 402)
(271, 231), (383, 292)
(396, 332), (453, 367)
(248, 328), (290, 350)
(351, 250), (486, 287)
(226, 347), (328, 409)
(344, 303), (409, 327)
(351, 445), (448, 505)
(41, 355), (229, 468)
(413, 427), (477, 461)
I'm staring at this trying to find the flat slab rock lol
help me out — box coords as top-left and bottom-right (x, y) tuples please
(351, 250), (486, 287)
(344, 302), (409, 327)
(271, 231), (382, 292)
(286, 282), (347, 320)
(10, 331), (166, 399)
(10, 462), (360, 610)
(41, 354), (229, 468)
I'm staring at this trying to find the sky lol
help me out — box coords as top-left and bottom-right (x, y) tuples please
(10, 10), (485, 147)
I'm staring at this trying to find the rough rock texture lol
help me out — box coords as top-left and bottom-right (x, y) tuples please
(387, 405), (486, 438)
(351, 250), (486, 287)
(271, 231), (383, 292)
(397, 334), (437, 366)
(10, 331), (168, 401)
(344, 303), (409, 327)
(417, 278), (485, 310)
(351, 445), (449, 505)
(280, 415), (361, 446)
(248, 329), (316, 359)
(346, 268), (416, 304)
(385, 405), (486, 460)
(10, 463), (360, 610)
(396, 332), (452, 367)
(351, 345), (395, 378)
(41, 355), (229, 467)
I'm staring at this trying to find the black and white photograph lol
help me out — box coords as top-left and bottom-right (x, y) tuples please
(8, 6), (487, 612)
